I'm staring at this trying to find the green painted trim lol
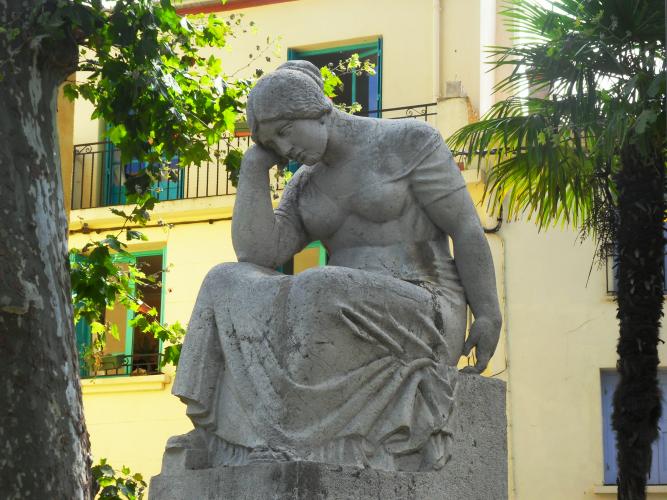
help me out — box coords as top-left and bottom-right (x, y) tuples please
(110, 253), (136, 367)
(130, 249), (164, 258)
(111, 253), (137, 374)
(291, 41), (379, 58)
(319, 245), (327, 267)
(305, 241), (327, 267)
(351, 71), (357, 104)
(357, 48), (377, 58)
(289, 38), (382, 116)
(158, 247), (167, 358)
(115, 249), (166, 373)
(111, 253), (137, 263)
(376, 38), (383, 115)
(132, 248), (167, 361)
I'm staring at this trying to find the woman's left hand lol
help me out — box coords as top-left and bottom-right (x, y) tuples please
(460, 316), (502, 374)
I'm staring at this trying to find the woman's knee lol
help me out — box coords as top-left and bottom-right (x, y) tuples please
(294, 265), (353, 285)
(202, 261), (272, 289)
(290, 266), (352, 299)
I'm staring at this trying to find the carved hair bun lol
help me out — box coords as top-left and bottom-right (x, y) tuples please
(276, 60), (324, 90)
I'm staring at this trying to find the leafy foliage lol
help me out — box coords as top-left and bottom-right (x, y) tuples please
(321, 53), (376, 114)
(92, 459), (146, 500)
(448, 1), (665, 497)
(448, 0), (665, 256)
(52, 1), (276, 371)
(58, 0), (252, 164)
(69, 181), (189, 370)
(22, 2), (375, 373)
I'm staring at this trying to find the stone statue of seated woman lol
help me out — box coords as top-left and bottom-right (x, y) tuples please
(164, 60), (501, 474)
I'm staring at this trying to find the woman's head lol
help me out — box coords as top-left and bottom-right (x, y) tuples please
(247, 60), (334, 163)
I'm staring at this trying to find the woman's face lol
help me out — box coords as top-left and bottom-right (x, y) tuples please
(256, 117), (328, 165)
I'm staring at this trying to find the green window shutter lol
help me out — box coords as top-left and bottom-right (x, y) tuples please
(111, 253), (137, 362)
(70, 252), (92, 377)
(74, 319), (92, 377)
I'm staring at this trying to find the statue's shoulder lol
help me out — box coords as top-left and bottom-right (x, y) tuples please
(375, 119), (444, 174)
(377, 118), (441, 146)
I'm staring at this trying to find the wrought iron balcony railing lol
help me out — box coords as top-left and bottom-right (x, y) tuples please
(81, 352), (162, 378)
(71, 136), (251, 210)
(70, 103), (438, 210)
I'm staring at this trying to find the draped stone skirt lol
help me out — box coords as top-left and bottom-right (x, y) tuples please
(173, 261), (467, 472)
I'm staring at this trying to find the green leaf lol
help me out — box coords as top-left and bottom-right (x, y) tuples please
(90, 321), (105, 335)
(108, 124), (127, 144)
(110, 208), (129, 218)
(101, 236), (125, 253)
(109, 323), (120, 341)
(222, 108), (237, 133)
(126, 229), (147, 241)
(647, 75), (665, 98)
(634, 109), (657, 135)
(63, 83), (79, 101)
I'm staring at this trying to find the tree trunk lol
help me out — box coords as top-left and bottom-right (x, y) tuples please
(613, 142), (665, 500)
(0, 4), (91, 498)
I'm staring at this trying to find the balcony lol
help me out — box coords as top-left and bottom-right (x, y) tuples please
(70, 103), (438, 210)
(71, 136), (251, 210)
(80, 352), (163, 378)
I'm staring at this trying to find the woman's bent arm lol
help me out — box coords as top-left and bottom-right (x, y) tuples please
(232, 145), (308, 268)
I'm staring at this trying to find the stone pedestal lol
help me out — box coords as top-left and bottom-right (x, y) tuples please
(149, 375), (507, 500)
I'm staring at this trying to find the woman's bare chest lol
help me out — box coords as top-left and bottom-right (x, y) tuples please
(297, 163), (413, 239)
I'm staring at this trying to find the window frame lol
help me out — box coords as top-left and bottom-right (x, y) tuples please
(287, 38), (383, 117)
(73, 247), (167, 377)
(601, 369), (667, 484)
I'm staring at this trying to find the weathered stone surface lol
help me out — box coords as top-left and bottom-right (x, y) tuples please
(152, 60), (506, 497)
(149, 375), (507, 500)
(163, 60), (503, 474)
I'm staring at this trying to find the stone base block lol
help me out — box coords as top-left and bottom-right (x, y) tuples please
(149, 375), (507, 500)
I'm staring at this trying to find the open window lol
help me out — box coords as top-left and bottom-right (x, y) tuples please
(74, 249), (166, 377)
(288, 38), (383, 118)
(285, 39), (382, 176)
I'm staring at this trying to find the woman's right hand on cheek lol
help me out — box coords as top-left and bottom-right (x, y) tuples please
(243, 144), (285, 171)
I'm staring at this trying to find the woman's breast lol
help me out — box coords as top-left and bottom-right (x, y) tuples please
(298, 175), (419, 240)
(297, 182), (345, 239)
(345, 178), (411, 222)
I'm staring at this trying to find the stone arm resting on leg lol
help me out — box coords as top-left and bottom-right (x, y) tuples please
(232, 145), (308, 268)
(410, 144), (502, 374)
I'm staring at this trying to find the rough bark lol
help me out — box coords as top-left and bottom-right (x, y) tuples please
(0, 2), (91, 498)
(613, 142), (665, 500)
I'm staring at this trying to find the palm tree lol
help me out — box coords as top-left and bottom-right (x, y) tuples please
(447, 1), (665, 498)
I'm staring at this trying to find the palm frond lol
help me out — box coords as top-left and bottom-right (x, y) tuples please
(447, 92), (628, 228)
(450, 0), (665, 231)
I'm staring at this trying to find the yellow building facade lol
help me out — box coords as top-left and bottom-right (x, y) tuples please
(63, 1), (667, 498)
